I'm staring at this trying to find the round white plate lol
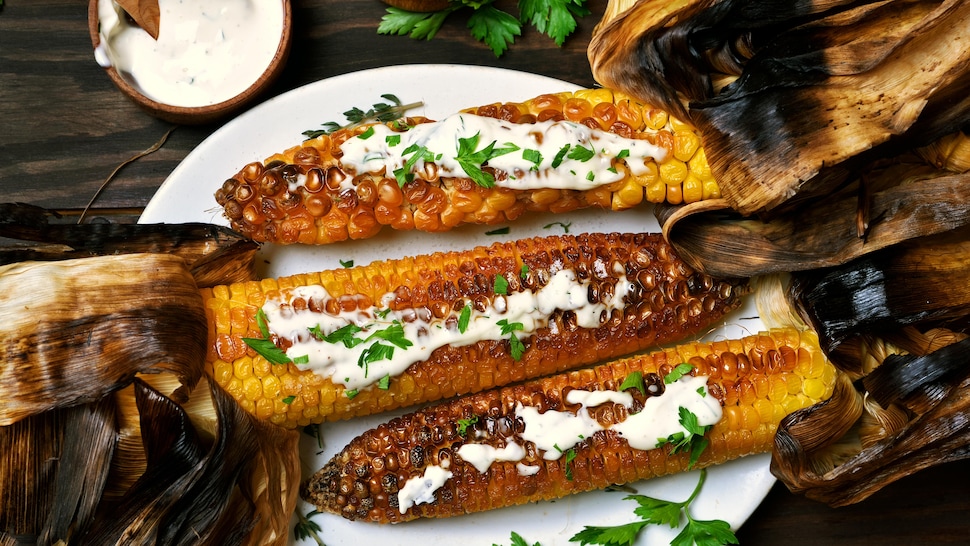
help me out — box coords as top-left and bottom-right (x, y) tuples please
(141, 64), (772, 546)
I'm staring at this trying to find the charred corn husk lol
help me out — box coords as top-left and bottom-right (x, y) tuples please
(301, 327), (837, 523)
(201, 232), (747, 428)
(213, 89), (719, 245)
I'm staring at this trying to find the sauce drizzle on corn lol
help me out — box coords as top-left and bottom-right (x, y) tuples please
(262, 268), (634, 391)
(338, 113), (668, 191)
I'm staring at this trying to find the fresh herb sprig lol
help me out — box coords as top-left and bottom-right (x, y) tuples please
(302, 94), (422, 138)
(293, 508), (326, 545)
(378, 0), (590, 58)
(570, 468), (738, 546)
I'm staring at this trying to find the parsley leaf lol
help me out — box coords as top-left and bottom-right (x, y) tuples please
(485, 226), (511, 235)
(570, 469), (738, 546)
(567, 144), (596, 162)
(467, 5), (522, 57)
(494, 531), (541, 546)
(379, 0), (589, 57)
(656, 406), (712, 470)
(664, 363), (695, 384)
(294, 509), (325, 545)
(543, 221), (572, 233)
(494, 274), (509, 294)
(519, 0), (590, 46)
(618, 371), (646, 395)
(455, 132), (519, 187)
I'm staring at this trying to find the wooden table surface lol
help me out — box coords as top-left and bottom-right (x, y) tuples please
(2, 1), (968, 544)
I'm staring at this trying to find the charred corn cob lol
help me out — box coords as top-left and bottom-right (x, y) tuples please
(213, 89), (719, 245)
(301, 327), (837, 523)
(201, 232), (747, 428)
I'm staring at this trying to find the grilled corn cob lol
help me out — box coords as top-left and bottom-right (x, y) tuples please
(301, 327), (837, 523)
(201, 232), (747, 428)
(213, 88), (719, 245)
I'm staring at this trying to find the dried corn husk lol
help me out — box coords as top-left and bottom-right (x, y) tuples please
(0, 253), (208, 426)
(0, 202), (259, 287)
(589, 0), (970, 215)
(788, 228), (970, 369)
(655, 160), (970, 278)
(0, 217), (298, 544)
(771, 332), (970, 507)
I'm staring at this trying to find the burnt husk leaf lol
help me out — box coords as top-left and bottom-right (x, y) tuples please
(0, 202), (259, 287)
(0, 253), (208, 426)
(788, 228), (970, 366)
(591, 0), (970, 215)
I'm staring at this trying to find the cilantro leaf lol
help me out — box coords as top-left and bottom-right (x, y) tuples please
(313, 323), (365, 348)
(467, 5), (522, 57)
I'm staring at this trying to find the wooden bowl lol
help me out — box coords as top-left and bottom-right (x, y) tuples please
(88, 0), (293, 125)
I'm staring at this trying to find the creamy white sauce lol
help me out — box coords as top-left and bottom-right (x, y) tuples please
(456, 442), (526, 473)
(262, 269), (633, 391)
(465, 376), (721, 468)
(95, 0), (284, 107)
(397, 464), (453, 514)
(401, 377), (721, 514)
(337, 114), (667, 191)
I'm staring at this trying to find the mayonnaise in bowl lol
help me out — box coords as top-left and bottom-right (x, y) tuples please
(94, 0), (286, 109)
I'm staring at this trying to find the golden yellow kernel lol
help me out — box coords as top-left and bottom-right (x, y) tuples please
(682, 173), (704, 204)
(785, 373), (804, 395)
(243, 376), (262, 401)
(659, 159), (688, 185)
(768, 375), (790, 402)
(668, 116), (694, 132)
(702, 179), (721, 200)
(255, 397), (275, 420)
(212, 359), (233, 386)
(612, 180), (644, 209)
(802, 377), (827, 400)
(234, 356), (254, 380)
(666, 183), (684, 205)
(753, 399), (775, 423)
(643, 108), (668, 131)
(262, 374), (282, 398)
(575, 88), (614, 105)
(673, 130), (702, 163)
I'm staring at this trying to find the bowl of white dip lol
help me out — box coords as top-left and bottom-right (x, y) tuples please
(89, 0), (292, 125)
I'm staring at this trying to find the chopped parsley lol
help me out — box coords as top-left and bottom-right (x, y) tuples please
(618, 371), (646, 395)
(552, 144), (570, 168)
(564, 448), (577, 480)
(543, 221), (572, 233)
(378, 374), (392, 390)
(242, 309), (294, 365)
(455, 132), (519, 187)
(497, 318), (526, 360)
(664, 363), (695, 384)
(458, 305), (472, 333)
(494, 274), (509, 294)
(457, 415), (479, 436)
(357, 126), (376, 140)
(281, 395), (296, 405)
(339, 258), (355, 268)
(523, 148), (543, 170)
(568, 144), (595, 162)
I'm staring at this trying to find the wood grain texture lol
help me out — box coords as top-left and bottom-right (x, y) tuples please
(1, 0), (969, 543)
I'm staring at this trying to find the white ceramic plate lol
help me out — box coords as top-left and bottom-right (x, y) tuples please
(140, 64), (773, 546)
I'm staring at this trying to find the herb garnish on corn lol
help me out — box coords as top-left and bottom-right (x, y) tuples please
(202, 232), (746, 427)
(214, 89), (719, 245)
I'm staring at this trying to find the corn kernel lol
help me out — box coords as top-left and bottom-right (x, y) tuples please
(660, 159), (688, 184)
